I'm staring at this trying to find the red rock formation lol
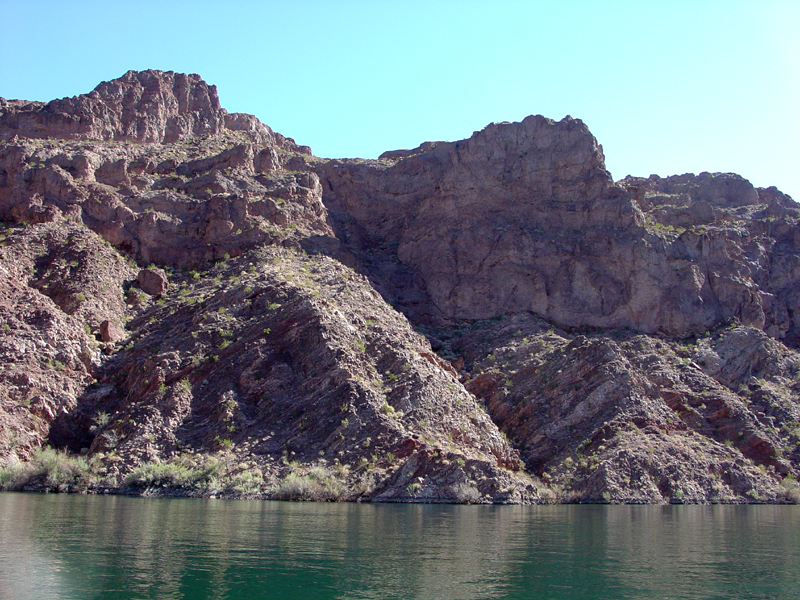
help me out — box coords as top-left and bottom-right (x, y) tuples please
(314, 120), (800, 343)
(0, 70), (309, 152)
(2, 70), (799, 504)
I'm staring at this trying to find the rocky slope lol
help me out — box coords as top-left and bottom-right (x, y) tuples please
(1, 70), (798, 503)
(424, 315), (800, 503)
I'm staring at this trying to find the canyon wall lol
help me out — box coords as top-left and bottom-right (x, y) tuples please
(1, 70), (798, 504)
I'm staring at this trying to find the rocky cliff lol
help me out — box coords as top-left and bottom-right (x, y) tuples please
(312, 121), (800, 343)
(1, 70), (798, 504)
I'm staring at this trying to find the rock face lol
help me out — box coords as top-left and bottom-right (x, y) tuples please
(51, 247), (533, 502)
(0, 221), (137, 465)
(1, 70), (799, 504)
(0, 122), (331, 267)
(618, 173), (800, 346)
(313, 116), (635, 325)
(313, 125), (800, 345)
(0, 70), (310, 151)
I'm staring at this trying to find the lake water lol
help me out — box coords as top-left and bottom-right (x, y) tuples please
(0, 494), (798, 600)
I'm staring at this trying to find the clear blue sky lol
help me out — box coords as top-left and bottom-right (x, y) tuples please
(2, 1), (798, 199)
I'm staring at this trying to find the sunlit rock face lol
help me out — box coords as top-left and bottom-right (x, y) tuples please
(315, 118), (800, 343)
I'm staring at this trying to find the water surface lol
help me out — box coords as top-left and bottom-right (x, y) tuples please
(0, 493), (798, 599)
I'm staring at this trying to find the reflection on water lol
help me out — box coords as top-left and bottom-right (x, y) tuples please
(1, 494), (798, 599)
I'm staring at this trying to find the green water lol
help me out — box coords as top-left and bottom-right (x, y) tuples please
(0, 494), (798, 599)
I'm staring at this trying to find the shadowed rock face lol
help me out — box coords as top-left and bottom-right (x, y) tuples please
(1, 70), (800, 504)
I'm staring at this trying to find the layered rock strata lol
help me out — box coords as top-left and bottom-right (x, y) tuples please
(427, 314), (799, 503)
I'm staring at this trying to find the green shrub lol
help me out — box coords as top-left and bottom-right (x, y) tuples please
(274, 467), (346, 501)
(0, 447), (89, 491)
(226, 468), (264, 497)
(450, 482), (481, 504)
(125, 455), (225, 490)
(125, 461), (196, 488)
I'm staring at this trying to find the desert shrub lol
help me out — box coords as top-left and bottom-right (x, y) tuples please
(450, 482), (481, 504)
(783, 487), (800, 505)
(406, 482), (423, 495)
(195, 455), (226, 481)
(226, 468), (264, 497)
(537, 484), (561, 504)
(0, 468), (15, 489)
(274, 473), (324, 501)
(125, 461), (196, 488)
(782, 475), (800, 504)
(91, 411), (111, 432)
(274, 466), (346, 501)
(0, 447), (89, 491)
(125, 454), (226, 490)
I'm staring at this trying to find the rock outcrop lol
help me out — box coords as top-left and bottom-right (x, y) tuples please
(428, 314), (798, 503)
(1, 70), (799, 504)
(313, 124), (800, 345)
(0, 70), (310, 152)
(137, 268), (169, 296)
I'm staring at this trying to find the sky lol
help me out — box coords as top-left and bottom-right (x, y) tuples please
(2, 0), (798, 199)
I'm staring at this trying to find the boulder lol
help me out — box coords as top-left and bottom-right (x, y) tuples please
(138, 268), (169, 296)
(99, 320), (125, 343)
